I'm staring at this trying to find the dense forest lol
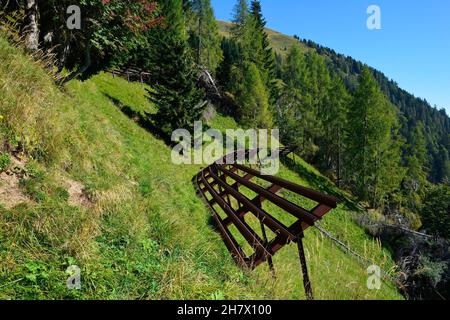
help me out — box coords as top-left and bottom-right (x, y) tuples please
(299, 40), (450, 184)
(1, 0), (449, 299)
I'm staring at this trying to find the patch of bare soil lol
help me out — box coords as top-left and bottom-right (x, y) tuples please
(64, 178), (92, 208)
(0, 156), (30, 209)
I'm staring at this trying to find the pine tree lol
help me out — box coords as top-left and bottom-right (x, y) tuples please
(318, 76), (350, 186)
(146, 0), (205, 135)
(230, 62), (272, 128)
(345, 67), (403, 207)
(276, 46), (313, 153)
(250, 0), (277, 101)
(420, 184), (450, 239)
(216, 37), (242, 90)
(186, 0), (223, 73)
(278, 49), (331, 159)
(402, 122), (429, 209)
(223, 0), (273, 129)
(231, 0), (250, 39)
(160, 0), (187, 38)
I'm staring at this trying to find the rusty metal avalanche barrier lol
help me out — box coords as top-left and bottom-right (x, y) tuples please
(195, 148), (339, 300)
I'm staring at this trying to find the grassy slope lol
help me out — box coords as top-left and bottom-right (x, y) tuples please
(217, 20), (310, 57)
(0, 38), (402, 300)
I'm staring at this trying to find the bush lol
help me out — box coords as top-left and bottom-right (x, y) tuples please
(0, 152), (11, 172)
(420, 184), (450, 239)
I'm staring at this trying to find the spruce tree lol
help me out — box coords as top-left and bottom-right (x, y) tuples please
(231, 0), (250, 39)
(146, 0), (205, 135)
(250, 0), (277, 102)
(225, 0), (272, 129)
(186, 0), (223, 73)
(278, 48), (330, 159)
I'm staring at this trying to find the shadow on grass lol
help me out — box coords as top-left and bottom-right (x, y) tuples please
(103, 93), (173, 146)
(190, 174), (220, 231)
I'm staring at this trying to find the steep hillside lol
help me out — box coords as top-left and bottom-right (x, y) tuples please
(0, 37), (402, 300)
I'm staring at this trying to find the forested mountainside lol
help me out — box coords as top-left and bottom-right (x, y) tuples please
(218, 20), (450, 184)
(302, 40), (450, 184)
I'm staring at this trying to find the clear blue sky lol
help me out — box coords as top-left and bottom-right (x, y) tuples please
(211, 0), (450, 115)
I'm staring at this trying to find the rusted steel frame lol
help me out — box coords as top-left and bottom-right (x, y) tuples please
(208, 172), (254, 201)
(272, 205), (334, 247)
(260, 219), (275, 273)
(222, 184), (282, 226)
(208, 167), (295, 240)
(216, 165), (319, 226)
(250, 223), (309, 268)
(196, 174), (248, 267)
(254, 196), (275, 274)
(210, 165), (233, 208)
(211, 206), (248, 267)
(201, 165), (245, 191)
(200, 169), (271, 259)
(220, 171), (233, 206)
(232, 164), (339, 208)
(297, 235), (314, 300)
(249, 204), (336, 268)
(250, 223), (311, 267)
(310, 204), (335, 219)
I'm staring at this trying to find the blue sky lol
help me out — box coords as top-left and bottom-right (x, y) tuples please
(211, 0), (450, 115)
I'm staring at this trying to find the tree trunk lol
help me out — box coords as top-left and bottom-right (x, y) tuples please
(24, 0), (39, 51)
(337, 130), (342, 188)
(59, 44), (92, 85)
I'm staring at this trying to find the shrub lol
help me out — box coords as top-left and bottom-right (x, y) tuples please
(0, 152), (11, 172)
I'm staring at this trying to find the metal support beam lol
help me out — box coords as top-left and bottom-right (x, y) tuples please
(297, 236), (314, 300)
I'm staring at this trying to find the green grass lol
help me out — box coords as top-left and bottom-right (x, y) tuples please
(217, 20), (311, 57)
(0, 37), (402, 300)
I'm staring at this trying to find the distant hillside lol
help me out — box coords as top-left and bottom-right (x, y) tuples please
(217, 20), (450, 183)
(217, 20), (310, 56)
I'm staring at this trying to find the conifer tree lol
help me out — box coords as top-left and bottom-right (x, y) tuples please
(250, 0), (277, 101)
(216, 38), (242, 90)
(224, 0), (272, 129)
(421, 184), (450, 239)
(231, 0), (250, 41)
(276, 46), (313, 153)
(402, 122), (429, 209)
(230, 62), (272, 128)
(318, 76), (350, 186)
(146, 0), (205, 135)
(186, 0), (223, 72)
(345, 67), (403, 207)
(277, 48), (331, 159)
